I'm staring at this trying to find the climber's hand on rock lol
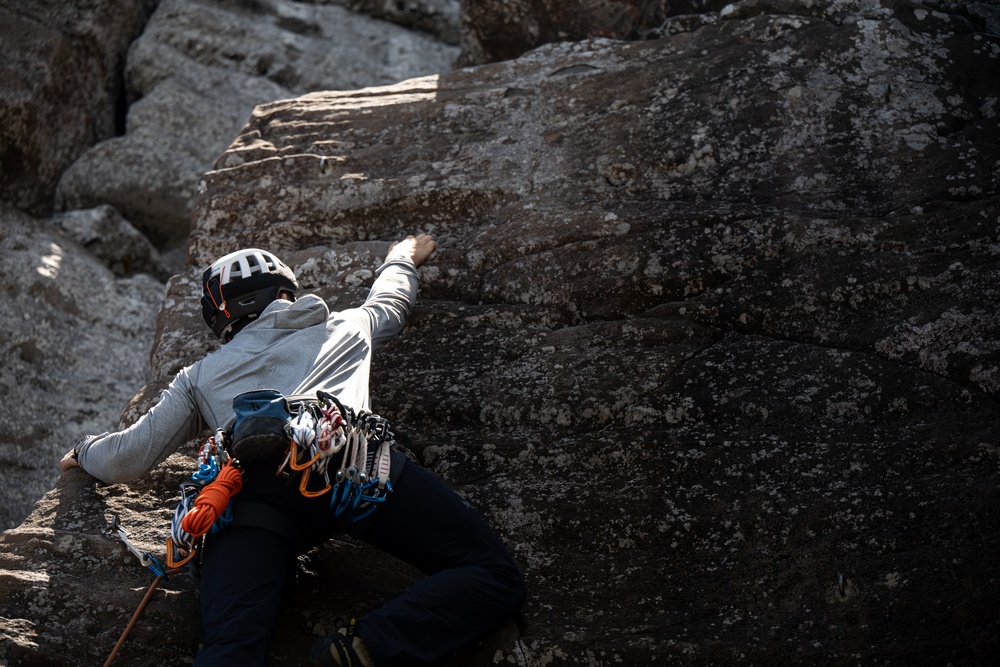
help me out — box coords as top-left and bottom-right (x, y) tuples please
(387, 233), (436, 268)
(60, 449), (80, 472)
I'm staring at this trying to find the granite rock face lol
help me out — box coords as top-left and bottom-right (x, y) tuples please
(332, 0), (463, 44)
(2, 0), (999, 665)
(53, 204), (172, 280)
(0, 0), (155, 215)
(0, 205), (163, 533)
(457, 0), (731, 65)
(54, 0), (461, 248)
(0, 0), (462, 533)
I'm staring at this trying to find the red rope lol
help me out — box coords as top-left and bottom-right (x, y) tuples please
(103, 566), (185, 666)
(181, 464), (242, 538)
(103, 573), (162, 666)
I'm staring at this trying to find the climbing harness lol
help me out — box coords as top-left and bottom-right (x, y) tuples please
(101, 391), (396, 663)
(277, 391), (395, 522)
(166, 430), (241, 569)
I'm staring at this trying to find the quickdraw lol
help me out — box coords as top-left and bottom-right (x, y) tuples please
(102, 515), (181, 666)
(277, 392), (395, 521)
(101, 432), (240, 663)
(166, 430), (241, 569)
(105, 514), (166, 578)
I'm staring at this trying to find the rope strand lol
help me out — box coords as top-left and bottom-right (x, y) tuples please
(180, 464), (242, 538)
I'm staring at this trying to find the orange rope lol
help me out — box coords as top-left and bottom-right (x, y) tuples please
(103, 574), (163, 666)
(103, 567), (185, 666)
(180, 464), (242, 538)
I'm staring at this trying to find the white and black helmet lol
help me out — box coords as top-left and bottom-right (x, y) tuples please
(201, 248), (298, 341)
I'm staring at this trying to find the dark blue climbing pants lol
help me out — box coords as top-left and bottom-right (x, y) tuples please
(194, 456), (526, 666)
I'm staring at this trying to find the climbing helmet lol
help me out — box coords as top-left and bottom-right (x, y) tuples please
(201, 248), (298, 341)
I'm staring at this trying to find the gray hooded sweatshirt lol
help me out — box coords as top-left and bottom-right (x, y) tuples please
(76, 258), (419, 485)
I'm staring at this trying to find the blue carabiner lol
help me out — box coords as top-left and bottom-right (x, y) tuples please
(191, 458), (218, 484)
(144, 552), (167, 578)
(210, 500), (235, 534)
(330, 480), (353, 518)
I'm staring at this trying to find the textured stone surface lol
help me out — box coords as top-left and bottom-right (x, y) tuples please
(2, 0), (1000, 665)
(456, 0), (732, 65)
(53, 204), (172, 280)
(0, 0), (155, 215)
(329, 0), (462, 44)
(0, 205), (164, 532)
(456, 0), (667, 66)
(54, 0), (460, 248)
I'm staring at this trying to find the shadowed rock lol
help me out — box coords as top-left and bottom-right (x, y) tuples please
(0, 0), (155, 215)
(0, 204), (163, 532)
(456, 0), (732, 65)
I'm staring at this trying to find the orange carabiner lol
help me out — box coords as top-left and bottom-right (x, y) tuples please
(287, 440), (320, 472)
(298, 466), (332, 498)
(165, 536), (198, 569)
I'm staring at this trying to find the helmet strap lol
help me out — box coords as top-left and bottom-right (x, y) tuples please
(205, 276), (231, 319)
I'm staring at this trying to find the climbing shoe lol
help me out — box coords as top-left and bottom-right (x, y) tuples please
(309, 617), (375, 667)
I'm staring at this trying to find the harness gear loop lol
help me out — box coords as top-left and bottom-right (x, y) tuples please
(274, 392), (395, 521)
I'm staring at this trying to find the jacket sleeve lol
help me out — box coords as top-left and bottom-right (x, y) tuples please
(75, 367), (204, 485)
(340, 258), (419, 350)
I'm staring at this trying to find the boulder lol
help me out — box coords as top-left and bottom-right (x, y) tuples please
(0, 0), (155, 216)
(456, 0), (734, 65)
(2, 0), (1000, 665)
(0, 204), (164, 532)
(53, 204), (172, 280)
(55, 60), (291, 249)
(330, 0), (463, 44)
(55, 0), (461, 249)
(457, 0), (670, 65)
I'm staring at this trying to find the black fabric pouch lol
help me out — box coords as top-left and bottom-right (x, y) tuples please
(231, 389), (291, 463)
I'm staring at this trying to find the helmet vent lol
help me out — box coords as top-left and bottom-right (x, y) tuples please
(201, 248), (299, 341)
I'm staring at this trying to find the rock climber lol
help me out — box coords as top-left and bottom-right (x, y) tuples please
(60, 233), (526, 666)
